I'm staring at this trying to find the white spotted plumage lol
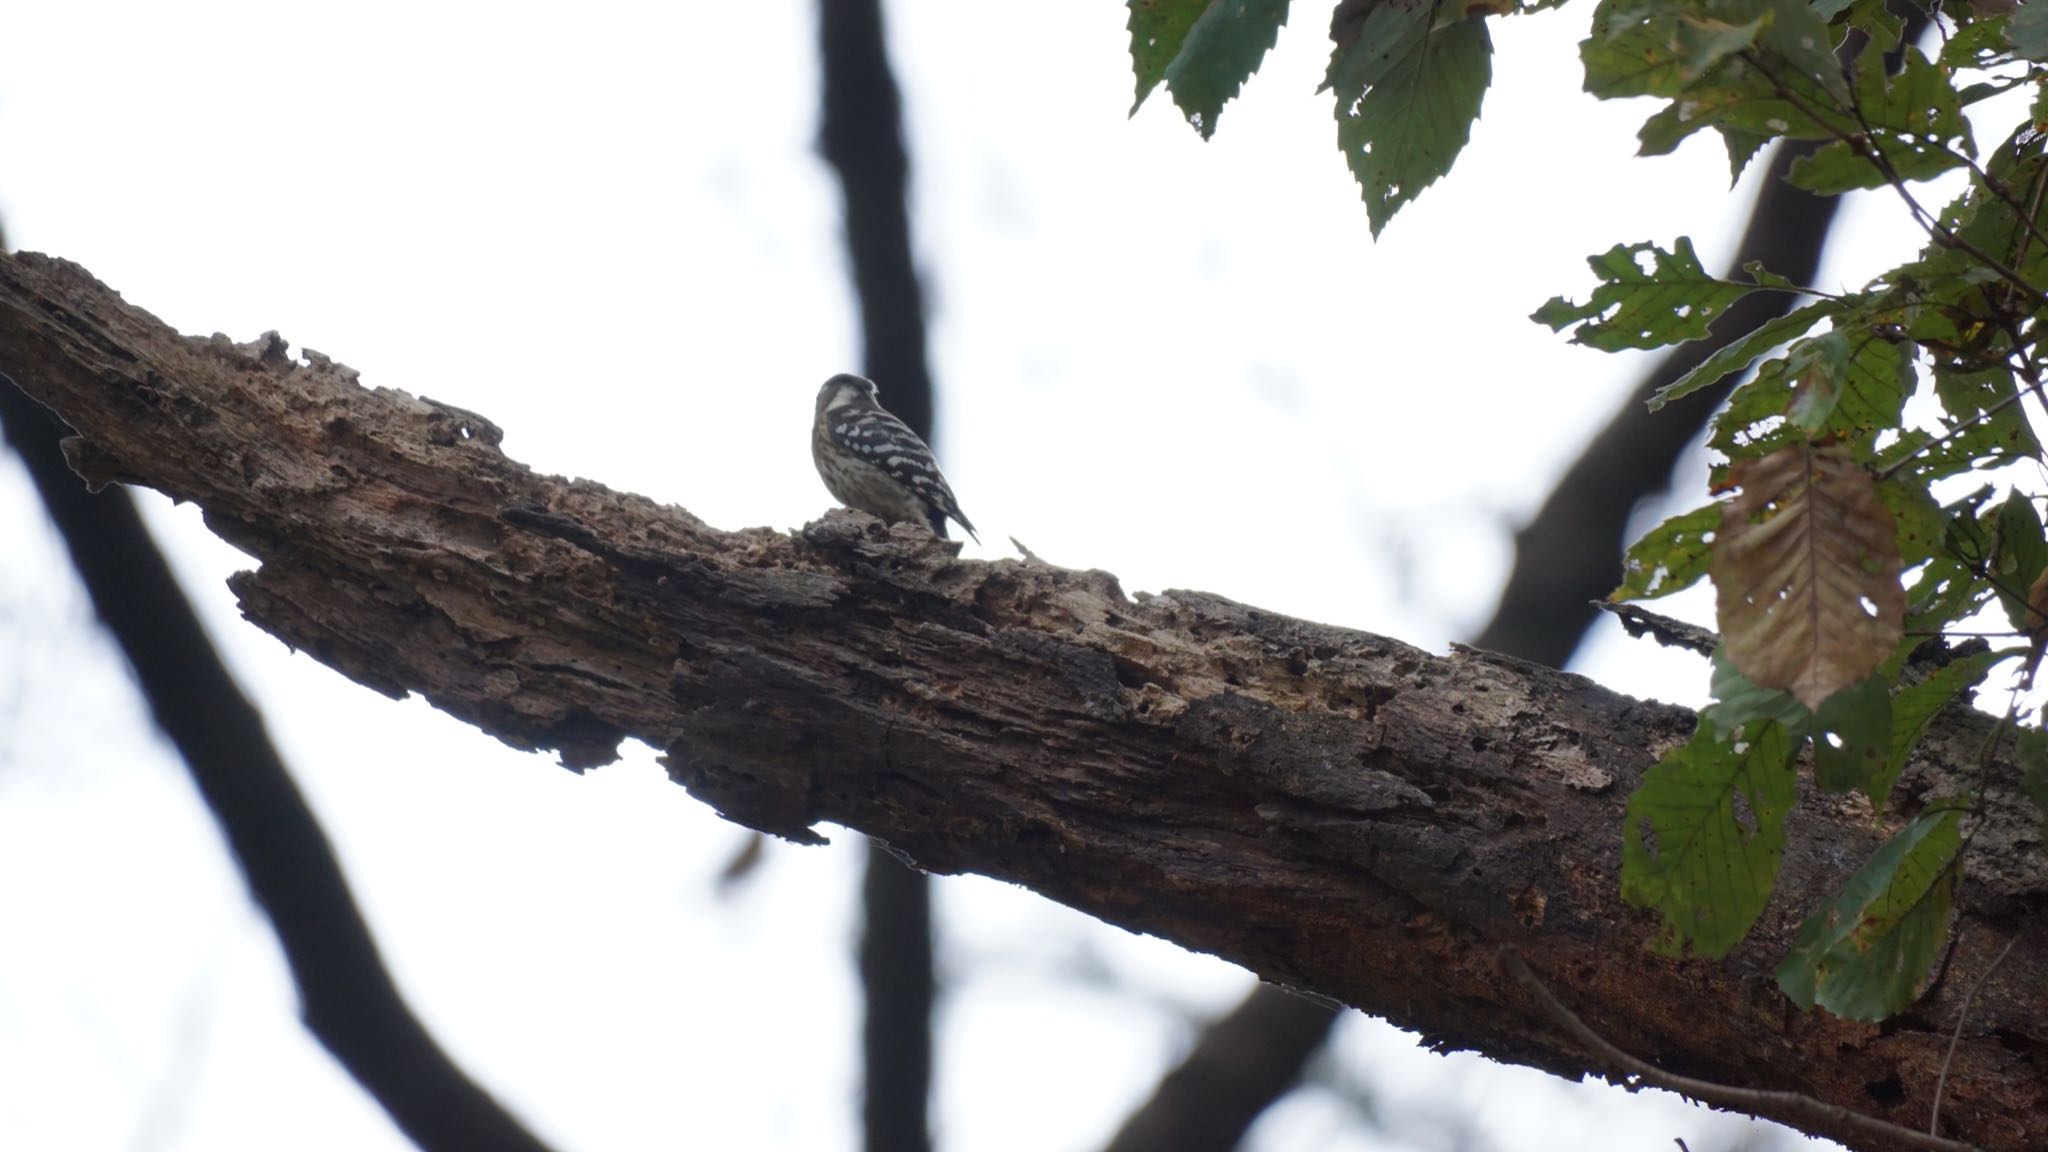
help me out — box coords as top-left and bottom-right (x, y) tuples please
(812, 373), (978, 543)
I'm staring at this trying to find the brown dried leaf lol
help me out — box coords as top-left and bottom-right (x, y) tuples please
(1713, 444), (1905, 710)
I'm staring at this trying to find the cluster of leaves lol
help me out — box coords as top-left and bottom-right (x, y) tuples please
(1541, 0), (2048, 1021)
(1128, 0), (2048, 1022)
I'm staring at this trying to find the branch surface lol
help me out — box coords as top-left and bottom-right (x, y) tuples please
(2, 252), (2043, 1151)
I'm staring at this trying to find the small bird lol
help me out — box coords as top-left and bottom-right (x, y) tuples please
(812, 373), (978, 543)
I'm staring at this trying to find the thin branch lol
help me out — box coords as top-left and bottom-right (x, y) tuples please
(1499, 948), (1984, 1152)
(1744, 51), (2048, 309)
(1931, 935), (2021, 1139)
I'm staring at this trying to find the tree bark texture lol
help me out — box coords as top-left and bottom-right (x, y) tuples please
(2, 252), (2044, 1151)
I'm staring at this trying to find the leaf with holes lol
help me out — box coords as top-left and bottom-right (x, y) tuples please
(1785, 40), (1971, 193)
(1534, 238), (1753, 351)
(1613, 504), (1720, 601)
(1808, 676), (1892, 797)
(1713, 443), (1905, 710)
(1327, 0), (1492, 236)
(1128, 0), (1292, 138)
(1777, 810), (1961, 1020)
(1648, 298), (1843, 412)
(1623, 718), (1796, 957)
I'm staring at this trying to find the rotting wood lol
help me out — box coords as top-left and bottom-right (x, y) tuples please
(2, 251), (2043, 1150)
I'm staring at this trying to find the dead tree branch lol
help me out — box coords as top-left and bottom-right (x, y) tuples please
(2, 251), (2044, 1151)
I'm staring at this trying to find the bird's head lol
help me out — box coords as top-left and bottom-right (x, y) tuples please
(816, 373), (878, 417)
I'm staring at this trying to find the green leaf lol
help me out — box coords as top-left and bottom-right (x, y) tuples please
(1614, 504), (1720, 601)
(1784, 42), (1971, 193)
(1648, 299), (1843, 412)
(1992, 493), (2048, 632)
(1933, 364), (2043, 470)
(1879, 473), (1944, 569)
(2009, 0), (2048, 63)
(1885, 649), (2006, 806)
(1674, 13), (1767, 81)
(1709, 325), (1909, 458)
(1623, 719), (1796, 957)
(1941, 15), (2013, 70)
(1776, 810), (1961, 1020)
(1328, 2), (1492, 237)
(1534, 238), (1754, 350)
(1904, 489), (1997, 633)
(1809, 676), (1891, 796)
(1704, 645), (1808, 742)
(1784, 330), (1850, 434)
(1835, 325), (1913, 435)
(1716, 124), (1773, 184)
(1128, 0), (1292, 138)
(1754, 0), (1848, 100)
(1706, 652), (1893, 800)
(2016, 727), (2048, 840)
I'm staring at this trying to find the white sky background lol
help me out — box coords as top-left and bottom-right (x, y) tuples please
(0, 1), (1962, 1150)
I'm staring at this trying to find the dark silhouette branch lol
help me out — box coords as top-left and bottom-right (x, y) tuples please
(0, 390), (552, 1149)
(817, 0), (940, 1147)
(1, 250), (2043, 1151)
(1101, 985), (1338, 1152)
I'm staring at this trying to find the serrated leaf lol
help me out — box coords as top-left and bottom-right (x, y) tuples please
(1785, 330), (1850, 433)
(1709, 325), (1908, 460)
(1776, 810), (1961, 1020)
(1624, 719), (1796, 957)
(1942, 15), (2013, 70)
(1885, 649), (2006, 806)
(1649, 299), (1842, 412)
(1535, 238), (1753, 350)
(1129, 0), (1292, 138)
(1714, 443), (1906, 710)
(1716, 124), (1773, 183)
(1328, 1), (1492, 236)
(1675, 13), (1766, 80)
(1835, 325), (1913, 434)
(1614, 504), (1721, 601)
(1707, 651), (1892, 799)
(1784, 41), (1971, 193)
(1835, 0), (1904, 48)
(1933, 364), (2043, 470)
(1878, 474), (1943, 569)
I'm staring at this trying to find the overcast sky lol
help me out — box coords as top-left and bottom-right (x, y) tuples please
(0, 2), (1957, 1149)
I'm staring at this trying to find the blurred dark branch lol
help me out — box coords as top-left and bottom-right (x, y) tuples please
(1473, 7), (1927, 667)
(820, 0), (933, 438)
(818, 1), (938, 1149)
(1107, 15), (1939, 1147)
(1469, 138), (1839, 664)
(2, 248), (2039, 1149)
(0, 376), (553, 1151)
(1102, 986), (1338, 1152)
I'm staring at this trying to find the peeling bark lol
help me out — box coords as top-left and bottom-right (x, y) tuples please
(2, 251), (2043, 1151)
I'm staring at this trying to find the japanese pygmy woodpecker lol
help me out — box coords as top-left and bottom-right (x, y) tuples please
(812, 373), (978, 543)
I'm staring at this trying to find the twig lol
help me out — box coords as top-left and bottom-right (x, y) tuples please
(1930, 935), (2021, 1138)
(1744, 51), (2048, 309)
(1594, 601), (1719, 657)
(1498, 948), (1985, 1152)
(1874, 377), (2034, 481)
